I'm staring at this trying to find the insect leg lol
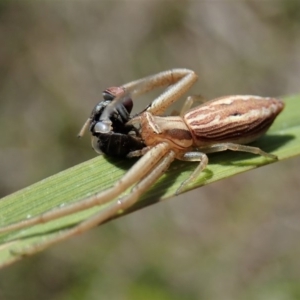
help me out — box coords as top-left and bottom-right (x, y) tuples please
(0, 143), (171, 234)
(12, 149), (176, 256)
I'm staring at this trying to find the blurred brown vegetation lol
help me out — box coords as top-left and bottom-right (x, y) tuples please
(1, 1), (300, 299)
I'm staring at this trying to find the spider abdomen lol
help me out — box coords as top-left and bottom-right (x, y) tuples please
(184, 95), (284, 146)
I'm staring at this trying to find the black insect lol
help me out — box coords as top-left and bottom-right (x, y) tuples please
(79, 87), (145, 158)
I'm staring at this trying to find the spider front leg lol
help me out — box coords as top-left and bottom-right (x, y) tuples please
(11, 145), (175, 257)
(0, 143), (171, 235)
(121, 68), (198, 115)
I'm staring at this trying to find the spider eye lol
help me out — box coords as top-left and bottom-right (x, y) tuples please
(94, 121), (112, 133)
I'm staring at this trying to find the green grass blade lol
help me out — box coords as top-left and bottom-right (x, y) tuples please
(0, 95), (299, 268)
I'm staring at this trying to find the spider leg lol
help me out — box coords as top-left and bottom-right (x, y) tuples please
(180, 95), (207, 117)
(175, 152), (209, 194)
(122, 69), (198, 115)
(126, 146), (151, 157)
(12, 149), (176, 256)
(0, 143), (171, 234)
(200, 143), (277, 159)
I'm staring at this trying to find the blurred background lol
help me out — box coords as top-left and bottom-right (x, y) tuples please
(1, 1), (300, 299)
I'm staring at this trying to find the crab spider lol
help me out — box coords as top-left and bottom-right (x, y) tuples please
(0, 69), (284, 257)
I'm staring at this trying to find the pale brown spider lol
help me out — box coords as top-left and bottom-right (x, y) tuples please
(0, 69), (284, 257)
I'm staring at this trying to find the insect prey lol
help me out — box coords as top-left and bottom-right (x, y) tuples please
(78, 86), (145, 157)
(0, 69), (284, 257)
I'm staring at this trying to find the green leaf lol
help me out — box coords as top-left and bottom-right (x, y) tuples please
(0, 95), (299, 268)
